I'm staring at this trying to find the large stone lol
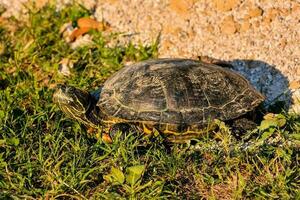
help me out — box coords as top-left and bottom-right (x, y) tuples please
(212, 0), (241, 12)
(220, 15), (238, 34)
(239, 20), (251, 32)
(169, 0), (195, 16)
(247, 6), (263, 18)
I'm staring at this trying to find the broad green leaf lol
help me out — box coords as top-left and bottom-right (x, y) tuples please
(126, 165), (145, 186)
(6, 137), (20, 146)
(288, 134), (300, 140)
(0, 110), (5, 119)
(111, 167), (125, 184)
(255, 129), (275, 145)
(104, 167), (125, 185)
(262, 113), (286, 128)
(0, 140), (5, 146)
(260, 129), (275, 141)
(259, 119), (278, 131)
(271, 114), (286, 127)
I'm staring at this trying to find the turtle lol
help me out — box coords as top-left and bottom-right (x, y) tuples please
(53, 58), (265, 143)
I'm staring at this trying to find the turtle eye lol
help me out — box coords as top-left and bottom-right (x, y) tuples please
(69, 88), (91, 112)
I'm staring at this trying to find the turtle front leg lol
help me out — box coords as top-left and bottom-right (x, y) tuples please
(102, 123), (139, 143)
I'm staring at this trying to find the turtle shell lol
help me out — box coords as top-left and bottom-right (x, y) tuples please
(97, 58), (264, 127)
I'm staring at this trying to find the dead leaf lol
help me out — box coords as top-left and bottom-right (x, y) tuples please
(77, 17), (110, 31)
(68, 27), (91, 42)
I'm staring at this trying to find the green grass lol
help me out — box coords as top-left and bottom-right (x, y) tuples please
(0, 4), (299, 199)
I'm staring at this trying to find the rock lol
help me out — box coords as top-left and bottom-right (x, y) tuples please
(290, 90), (300, 113)
(239, 20), (251, 32)
(220, 15), (238, 34)
(205, 24), (215, 33)
(290, 80), (300, 89)
(278, 8), (291, 17)
(35, 0), (48, 9)
(278, 38), (287, 49)
(262, 8), (279, 25)
(70, 34), (93, 49)
(58, 58), (73, 77)
(0, 0), (28, 19)
(163, 24), (182, 35)
(169, 0), (195, 16)
(77, 0), (96, 10)
(247, 6), (263, 18)
(292, 3), (300, 14)
(212, 0), (241, 12)
(59, 22), (74, 42)
(160, 39), (174, 53)
(98, 0), (117, 4)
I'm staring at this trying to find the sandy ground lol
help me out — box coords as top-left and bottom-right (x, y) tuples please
(1, 0), (300, 112)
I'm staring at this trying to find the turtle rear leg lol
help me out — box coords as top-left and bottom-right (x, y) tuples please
(198, 56), (233, 68)
(231, 118), (258, 139)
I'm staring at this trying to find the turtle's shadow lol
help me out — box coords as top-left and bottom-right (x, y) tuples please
(228, 59), (291, 113)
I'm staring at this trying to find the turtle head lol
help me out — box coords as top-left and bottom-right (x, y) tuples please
(53, 85), (99, 127)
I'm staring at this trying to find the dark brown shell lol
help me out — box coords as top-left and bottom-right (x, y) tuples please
(97, 58), (264, 125)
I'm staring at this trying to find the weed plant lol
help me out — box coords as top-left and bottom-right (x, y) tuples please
(0, 4), (299, 199)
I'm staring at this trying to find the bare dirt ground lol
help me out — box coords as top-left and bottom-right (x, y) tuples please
(1, 0), (300, 112)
